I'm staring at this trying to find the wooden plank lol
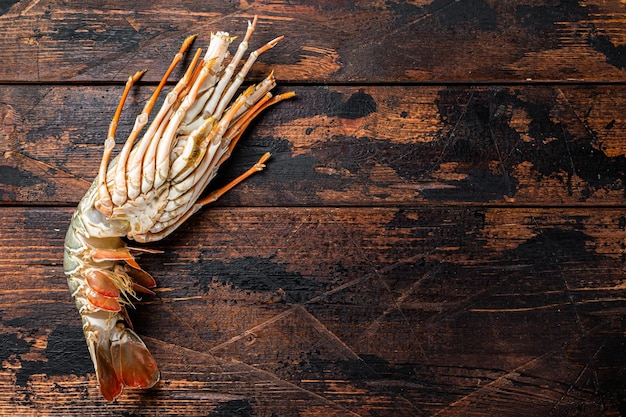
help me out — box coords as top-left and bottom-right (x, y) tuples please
(0, 206), (624, 415)
(1, 84), (624, 206)
(0, 0), (625, 82)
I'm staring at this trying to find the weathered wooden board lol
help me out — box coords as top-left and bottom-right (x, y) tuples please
(1, 0), (625, 415)
(1, 85), (624, 206)
(0, 0), (625, 82)
(0, 206), (624, 415)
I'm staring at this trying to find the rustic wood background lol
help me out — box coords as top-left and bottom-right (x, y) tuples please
(1, 1), (625, 416)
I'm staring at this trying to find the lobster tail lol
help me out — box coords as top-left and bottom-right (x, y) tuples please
(87, 318), (159, 401)
(91, 337), (122, 401)
(111, 324), (160, 389)
(65, 216), (161, 401)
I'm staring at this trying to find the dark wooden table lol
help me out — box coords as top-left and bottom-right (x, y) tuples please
(1, 1), (625, 416)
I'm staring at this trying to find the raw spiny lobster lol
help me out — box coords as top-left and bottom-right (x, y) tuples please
(63, 17), (294, 401)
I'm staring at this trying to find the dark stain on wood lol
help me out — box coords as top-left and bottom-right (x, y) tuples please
(0, 165), (39, 187)
(14, 325), (92, 387)
(515, 0), (590, 35)
(208, 399), (254, 417)
(325, 90), (377, 120)
(434, 88), (626, 200)
(428, 0), (499, 32)
(191, 255), (317, 303)
(590, 34), (626, 71)
(0, 0), (19, 15)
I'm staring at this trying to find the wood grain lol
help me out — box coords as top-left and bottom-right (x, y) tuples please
(1, 85), (624, 206)
(0, 0), (625, 82)
(0, 206), (624, 415)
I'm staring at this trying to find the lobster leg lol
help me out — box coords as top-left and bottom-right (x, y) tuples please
(222, 91), (296, 162)
(135, 151), (270, 242)
(138, 47), (205, 196)
(197, 90), (295, 206)
(213, 35), (285, 120)
(96, 70), (146, 217)
(114, 35), (198, 205)
(197, 152), (272, 206)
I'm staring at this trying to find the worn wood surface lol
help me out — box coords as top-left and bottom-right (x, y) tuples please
(0, 0), (626, 82)
(1, 0), (625, 416)
(2, 84), (625, 207)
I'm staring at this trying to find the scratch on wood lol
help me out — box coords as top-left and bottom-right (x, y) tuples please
(124, 16), (142, 33)
(469, 302), (566, 313)
(19, 0), (40, 16)
(431, 320), (611, 416)
(295, 305), (362, 360)
(208, 307), (297, 354)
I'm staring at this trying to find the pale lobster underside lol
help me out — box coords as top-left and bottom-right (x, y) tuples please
(63, 17), (294, 401)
